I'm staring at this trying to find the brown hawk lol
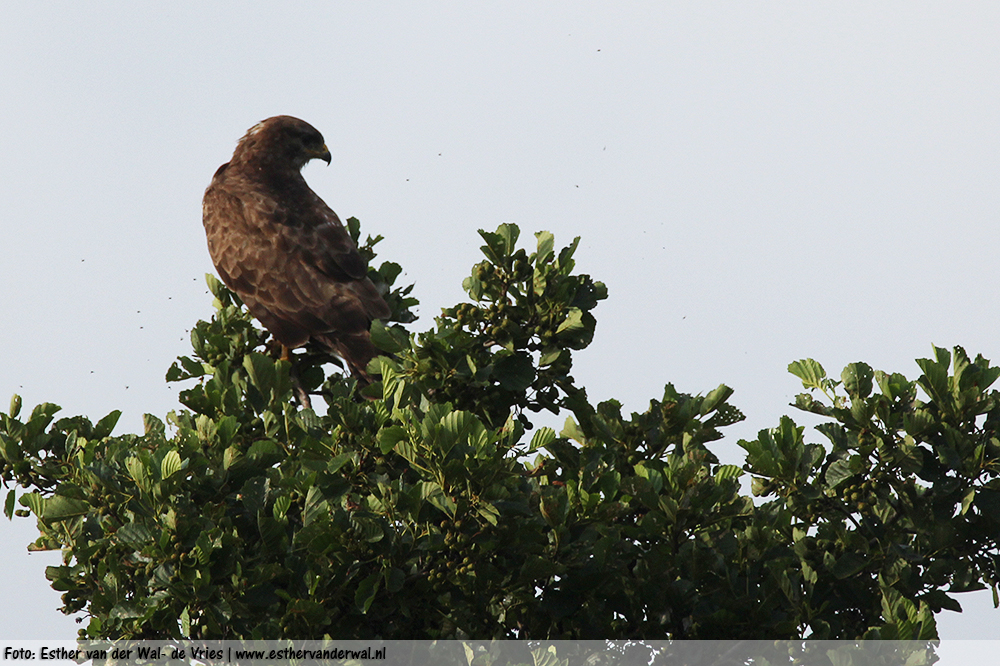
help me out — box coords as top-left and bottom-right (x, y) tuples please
(202, 116), (390, 382)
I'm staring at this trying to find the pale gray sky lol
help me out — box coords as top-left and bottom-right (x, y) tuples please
(1, 3), (997, 640)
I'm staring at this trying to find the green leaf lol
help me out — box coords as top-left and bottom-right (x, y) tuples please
(557, 236), (581, 270)
(143, 414), (165, 437)
(116, 523), (155, 550)
(353, 515), (385, 543)
(303, 486), (329, 527)
(223, 446), (241, 470)
(439, 410), (480, 443)
(190, 326), (205, 358)
(924, 590), (962, 613)
(419, 481), (456, 517)
(494, 352), (535, 392)
(243, 353), (276, 397)
(478, 224), (520, 264)
(378, 261), (402, 285)
(539, 347), (564, 367)
(246, 439), (281, 460)
(916, 357), (949, 402)
(714, 464), (743, 482)
(932, 345), (952, 368)
(327, 452), (352, 475)
(975, 489), (1000, 521)
(125, 457), (149, 491)
(463, 272), (484, 300)
(384, 568), (406, 594)
(477, 501), (500, 526)
(832, 552), (867, 579)
(961, 488), (976, 515)
(4, 489), (15, 520)
(205, 273), (225, 300)
(903, 409), (934, 436)
(164, 362), (183, 382)
(160, 450), (183, 479)
(788, 359), (828, 390)
(528, 427), (557, 453)
(701, 384), (734, 415)
(271, 495), (292, 520)
(496, 223), (520, 254)
(842, 362), (873, 399)
(355, 573), (380, 614)
(535, 230), (555, 264)
(192, 531), (214, 565)
(556, 308), (584, 334)
(520, 555), (563, 582)
(46, 565), (72, 590)
(561, 416), (585, 443)
(539, 486), (569, 527)
(296, 408), (322, 433)
(825, 457), (856, 489)
(41, 495), (91, 522)
(168, 355), (206, 381)
(9, 394), (21, 419)
(216, 415), (238, 445)
(346, 216), (361, 242)
(20, 493), (45, 518)
(533, 267), (548, 296)
(26, 403), (60, 438)
(370, 319), (404, 354)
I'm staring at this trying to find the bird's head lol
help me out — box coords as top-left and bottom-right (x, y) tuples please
(235, 115), (332, 171)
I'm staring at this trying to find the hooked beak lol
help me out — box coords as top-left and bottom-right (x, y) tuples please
(308, 144), (332, 165)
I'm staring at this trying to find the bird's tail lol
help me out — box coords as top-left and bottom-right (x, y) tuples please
(316, 332), (383, 387)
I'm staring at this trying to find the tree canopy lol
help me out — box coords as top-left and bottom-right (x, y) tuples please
(1, 221), (999, 640)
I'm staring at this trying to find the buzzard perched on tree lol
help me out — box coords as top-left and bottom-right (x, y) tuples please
(202, 116), (390, 383)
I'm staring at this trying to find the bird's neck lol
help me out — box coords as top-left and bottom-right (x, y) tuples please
(236, 157), (308, 189)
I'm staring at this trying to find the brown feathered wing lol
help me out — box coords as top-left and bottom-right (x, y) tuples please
(203, 162), (390, 379)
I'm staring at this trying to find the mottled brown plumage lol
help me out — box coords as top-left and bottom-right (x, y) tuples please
(202, 116), (390, 380)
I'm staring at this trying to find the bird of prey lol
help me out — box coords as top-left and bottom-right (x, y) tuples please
(202, 116), (390, 384)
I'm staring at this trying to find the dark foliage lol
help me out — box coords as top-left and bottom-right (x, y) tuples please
(1, 222), (998, 640)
